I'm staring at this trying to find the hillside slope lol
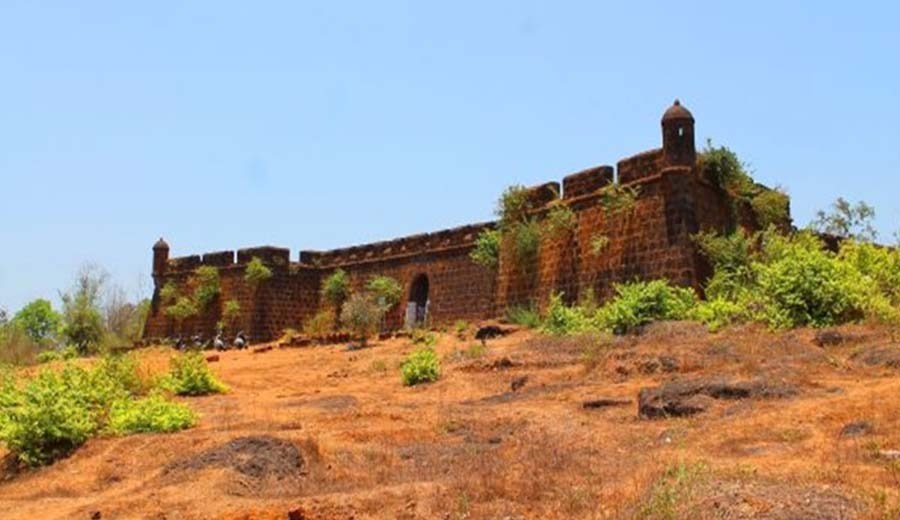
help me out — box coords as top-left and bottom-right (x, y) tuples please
(1, 323), (899, 519)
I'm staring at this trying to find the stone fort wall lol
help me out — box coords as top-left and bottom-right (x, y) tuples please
(143, 101), (759, 342)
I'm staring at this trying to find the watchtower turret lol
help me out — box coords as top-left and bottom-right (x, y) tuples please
(661, 99), (696, 167)
(152, 238), (169, 277)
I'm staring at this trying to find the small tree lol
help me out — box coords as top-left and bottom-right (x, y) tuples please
(366, 275), (403, 314)
(222, 299), (241, 333)
(321, 269), (350, 308)
(13, 299), (61, 346)
(811, 198), (878, 242)
(60, 264), (108, 355)
(340, 293), (382, 348)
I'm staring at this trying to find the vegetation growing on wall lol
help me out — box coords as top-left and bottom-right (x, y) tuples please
(542, 203), (577, 239)
(191, 266), (221, 309)
(470, 228), (500, 269)
(244, 257), (273, 287)
(595, 183), (640, 215)
(698, 140), (791, 230)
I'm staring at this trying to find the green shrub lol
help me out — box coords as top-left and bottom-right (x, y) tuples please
(698, 140), (754, 196)
(496, 185), (534, 229)
(596, 184), (640, 214)
(244, 257), (273, 287)
(541, 293), (590, 336)
(0, 353), (197, 466)
(506, 304), (541, 328)
(689, 298), (743, 332)
(321, 269), (350, 308)
(750, 188), (790, 229)
(754, 236), (870, 328)
(594, 280), (697, 335)
(158, 352), (227, 396)
(512, 219), (541, 265)
(159, 282), (178, 304)
(470, 228), (501, 269)
(222, 299), (241, 332)
(108, 392), (196, 435)
(340, 293), (382, 348)
(164, 297), (198, 328)
(401, 347), (441, 386)
(366, 275), (403, 312)
(192, 266), (220, 309)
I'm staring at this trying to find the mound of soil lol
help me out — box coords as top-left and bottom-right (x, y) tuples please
(851, 345), (900, 369)
(638, 377), (797, 419)
(163, 436), (304, 493)
(698, 480), (859, 519)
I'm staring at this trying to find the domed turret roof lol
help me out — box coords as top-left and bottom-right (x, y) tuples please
(662, 99), (694, 122)
(153, 237), (170, 250)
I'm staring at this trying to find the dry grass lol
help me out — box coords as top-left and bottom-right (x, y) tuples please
(0, 322), (899, 519)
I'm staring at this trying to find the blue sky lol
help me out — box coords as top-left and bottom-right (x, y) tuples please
(1, 1), (898, 312)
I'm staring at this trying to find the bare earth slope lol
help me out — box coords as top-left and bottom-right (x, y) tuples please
(1, 323), (899, 519)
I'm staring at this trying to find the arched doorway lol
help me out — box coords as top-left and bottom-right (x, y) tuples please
(406, 274), (429, 327)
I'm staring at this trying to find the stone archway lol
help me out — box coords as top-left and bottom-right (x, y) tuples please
(406, 274), (429, 327)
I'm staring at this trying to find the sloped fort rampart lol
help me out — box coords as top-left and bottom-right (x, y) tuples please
(144, 101), (769, 341)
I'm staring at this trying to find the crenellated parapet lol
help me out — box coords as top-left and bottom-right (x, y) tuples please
(144, 100), (781, 343)
(302, 222), (496, 269)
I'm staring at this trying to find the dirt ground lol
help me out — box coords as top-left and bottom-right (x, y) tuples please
(1, 322), (899, 519)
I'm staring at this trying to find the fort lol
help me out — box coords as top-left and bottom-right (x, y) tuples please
(143, 101), (781, 341)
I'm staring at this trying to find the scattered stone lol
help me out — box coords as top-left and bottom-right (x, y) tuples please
(488, 436), (502, 444)
(252, 345), (274, 354)
(487, 357), (517, 370)
(813, 329), (844, 347)
(839, 420), (874, 438)
(879, 450), (900, 461)
(510, 376), (528, 392)
(287, 508), (307, 520)
(638, 377), (796, 419)
(279, 336), (312, 348)
(475, 324), (509, 344)
(582, 398), (631, 409)
(205, 355), (220, 363)
(90, 511), (101, 520)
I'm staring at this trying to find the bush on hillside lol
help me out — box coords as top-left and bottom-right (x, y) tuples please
(401, 347), (441, 386)
(594, 281), (697, 335)
(158, 351), (228, 396)
(108, 392), (196, 435)
(340, 293), (382, 348)
(0, 354), (195, 466)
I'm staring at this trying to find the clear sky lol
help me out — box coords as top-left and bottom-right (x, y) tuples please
(1, 1), (898, 312)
